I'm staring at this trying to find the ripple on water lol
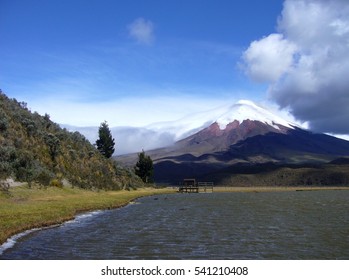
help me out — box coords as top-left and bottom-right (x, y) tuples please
(1, 191), (349, 259)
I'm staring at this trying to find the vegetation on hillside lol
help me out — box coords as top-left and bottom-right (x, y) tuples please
(0, 90), (143, 190)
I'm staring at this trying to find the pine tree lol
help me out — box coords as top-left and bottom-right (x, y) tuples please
(134, 150), (153, 183)
(96, 121), (115, 158)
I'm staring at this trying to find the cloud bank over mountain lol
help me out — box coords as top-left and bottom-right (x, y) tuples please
(65, 100), (301, 155)
(243, 0), (349, 134)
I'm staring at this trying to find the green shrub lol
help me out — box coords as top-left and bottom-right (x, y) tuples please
(36, 168), (54, 187)
(50, 178), (63, 188)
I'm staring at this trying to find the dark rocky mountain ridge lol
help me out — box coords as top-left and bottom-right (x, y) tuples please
(151, 122), (349, 184)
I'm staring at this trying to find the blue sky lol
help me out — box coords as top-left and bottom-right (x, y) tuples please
(0, 0), (282, 126)
(1, 0), (349, 135)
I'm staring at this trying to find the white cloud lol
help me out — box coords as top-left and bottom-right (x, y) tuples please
(63, 99), (303, 155)
(127, 18), (155, 45)
(330, 19), (349, 36)
(242, 0), (349, 134)
(243, 33), (297, 82)
(63, 125), (176, 155)
(328, 133), (349, 142)
(26, 92), (233, 128)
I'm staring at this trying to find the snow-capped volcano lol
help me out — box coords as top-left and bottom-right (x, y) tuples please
(117, 100), (349, 184)
(119, 99), (301, 162)
(67, 100), (299, 155)
(156, 100), (298, 158)
(147, 99), (298, 141)
(214, 100), (295, 130)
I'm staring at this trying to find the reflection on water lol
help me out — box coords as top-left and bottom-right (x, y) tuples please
(1, 191), (349, 259)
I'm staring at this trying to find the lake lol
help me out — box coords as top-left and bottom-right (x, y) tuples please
(1, 190), (349, 259)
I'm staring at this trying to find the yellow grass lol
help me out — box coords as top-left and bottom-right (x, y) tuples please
(0, 185), (175, 245)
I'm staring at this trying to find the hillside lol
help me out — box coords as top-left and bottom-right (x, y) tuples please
(0, 90), (143, 190)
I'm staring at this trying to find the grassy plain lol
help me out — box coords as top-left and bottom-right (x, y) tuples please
(0, 185), (175, 245)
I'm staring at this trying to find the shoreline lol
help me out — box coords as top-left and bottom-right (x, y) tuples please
(170, 185), (349, 193)
(1, 185), (348, 255)
(0, 186), (175, 249)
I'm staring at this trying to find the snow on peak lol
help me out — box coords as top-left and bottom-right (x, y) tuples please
(215, 99), (295, 130)
(147, 99), (297, 141)
(68, 100), (299, 154)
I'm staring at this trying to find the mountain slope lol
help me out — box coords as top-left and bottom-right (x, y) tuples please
(153, 127), (349, 183)
(117, 100), (349, 184)
(0, 91), (142, 190)
(136, 100), (297, 163)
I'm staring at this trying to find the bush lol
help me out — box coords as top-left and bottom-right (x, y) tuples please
(0, 180), (10, 194)
(50, 178), (63, 188)
(0, 118), (9, 132)
(0, 146), (17, 179)
(35, 168), (54, 187)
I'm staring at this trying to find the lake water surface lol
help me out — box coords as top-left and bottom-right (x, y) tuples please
(1, 191), (349, 259)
